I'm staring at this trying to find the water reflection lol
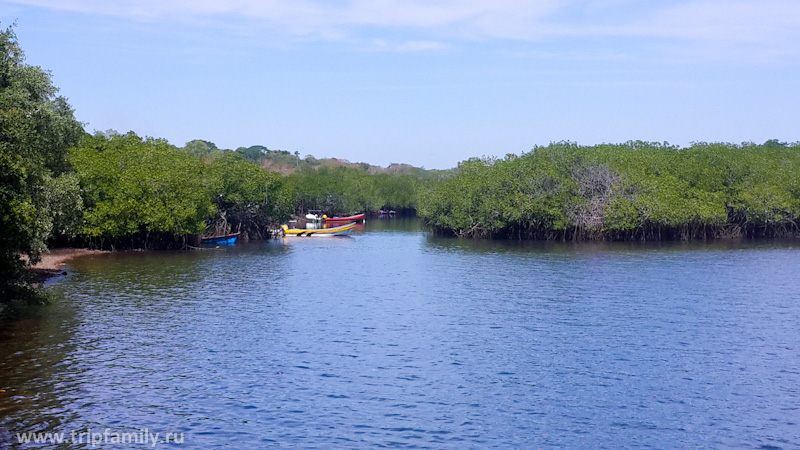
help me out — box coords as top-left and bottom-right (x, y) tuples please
(362, 217), (423, 233)
(1, 225), (799, 449)
(0, 296), (80, 445)
(425, 229), (800, 256)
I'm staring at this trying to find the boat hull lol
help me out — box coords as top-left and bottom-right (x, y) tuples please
(323, 213), (365, 223)
(201, 233), (240, 245)
(282, 222), (356, 237)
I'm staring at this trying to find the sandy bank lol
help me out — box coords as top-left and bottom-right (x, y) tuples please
(30, 248), (107, 270)
(25, 248), (109, 284)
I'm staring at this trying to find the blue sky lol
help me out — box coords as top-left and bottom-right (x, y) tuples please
(2, 0), (799, 169)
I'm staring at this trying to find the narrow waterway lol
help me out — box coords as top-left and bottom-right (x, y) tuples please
(2, 219), (799, 449)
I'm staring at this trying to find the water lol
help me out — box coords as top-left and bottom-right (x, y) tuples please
(2, 219), (799, 449)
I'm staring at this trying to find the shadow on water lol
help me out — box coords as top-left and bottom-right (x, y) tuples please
(0, 292), (79, 445)
(362, 216), (423, 233)
(360, 216), (800, 255)
(1, 226), (800, 449)
(425, 231), (800, 257)
(65, 241), (289, 286)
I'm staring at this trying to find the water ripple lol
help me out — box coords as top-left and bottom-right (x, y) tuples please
(2, 224), (800, 448)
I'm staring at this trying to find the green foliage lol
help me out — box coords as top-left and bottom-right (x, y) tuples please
(289, 166), (375, 214)
(235, 145), (266, 162)
(70, 133), (296, 245)
(287, 166), (422, 215)
(206, 152), (293, 237)
(71, 133), (215, 243)
(42, 172), (84, 238)
(419, 141), (800, 240)
(0, 23), (83, 303)
(181, 139), (218, 158)
(373, 173), (421, 210)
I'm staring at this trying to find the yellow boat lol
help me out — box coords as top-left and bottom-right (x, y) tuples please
(281, 222), (356, 237)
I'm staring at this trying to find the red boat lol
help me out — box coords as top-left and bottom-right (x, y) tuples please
(323, 213), (366, 223)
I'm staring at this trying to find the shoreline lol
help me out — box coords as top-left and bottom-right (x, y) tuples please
(26, 248), (109, 285)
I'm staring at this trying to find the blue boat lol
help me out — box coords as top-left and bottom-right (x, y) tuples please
(201, 232), (240, 245)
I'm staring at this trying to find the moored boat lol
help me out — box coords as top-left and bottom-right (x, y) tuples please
(323, 213), (365, 223)
(201, 232), (240, 245)
(282, 222), (356, 237)
(304, 210), (324, 228)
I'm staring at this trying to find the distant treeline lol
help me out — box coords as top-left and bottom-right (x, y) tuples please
(180, 138), (452, 179)
(178, 137), (451, 216)
(65, 131), (443, 249)
(419, 141), (800, 240)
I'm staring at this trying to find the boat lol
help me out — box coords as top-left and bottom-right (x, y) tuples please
(304, 210), (324, 228)
(282, 222), (356, 237)
(323, 213), (365, 223)
(201, 232), (240, 245)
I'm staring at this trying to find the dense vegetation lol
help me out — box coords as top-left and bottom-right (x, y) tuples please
(178, 139), (449, 215)
(287, 167), (422, 215)
(60, 130), (437, 249)
(173, 140), (446, 215)
(176, 138), (444, 216)
(419, 141), (800, 240)
(69, 132), (295, 248)
(1, 24), (83, 305)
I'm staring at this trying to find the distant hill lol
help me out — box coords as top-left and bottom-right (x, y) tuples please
(180, 140), (452, 181)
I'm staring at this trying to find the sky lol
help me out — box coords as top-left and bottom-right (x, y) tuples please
(2, 1), (799, 169)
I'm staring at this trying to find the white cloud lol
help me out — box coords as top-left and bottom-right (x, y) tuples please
(6, 0), (557, 28)
(371, 39), (450, 52)
(6, 0), (800, 59)
(4, 0), (563, 36)
(624, 1), (800, 43)
(619, 1), (800, 62)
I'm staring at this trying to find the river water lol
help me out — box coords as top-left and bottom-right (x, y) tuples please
(1, 219), (799, 449)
